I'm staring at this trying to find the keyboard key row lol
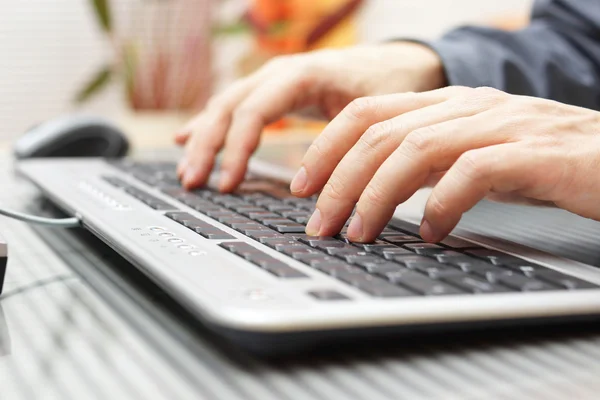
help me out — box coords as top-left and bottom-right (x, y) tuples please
(165, 212), (235, 240)
(220, 242), (308, 278)
(103, 176), (178, 211)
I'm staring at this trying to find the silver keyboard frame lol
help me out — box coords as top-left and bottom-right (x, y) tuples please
(17, 158), (600, 339)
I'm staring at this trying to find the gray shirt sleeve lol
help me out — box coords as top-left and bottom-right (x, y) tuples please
(428, 0), (600, 110)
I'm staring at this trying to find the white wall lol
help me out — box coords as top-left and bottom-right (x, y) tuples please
(0, 0), (121, 141)
(0, 0), (532, 143)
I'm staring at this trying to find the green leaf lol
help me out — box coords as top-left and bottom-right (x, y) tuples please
(211, 21), (251, 36)
(90, 0), (112, 33)
(122, 43), (138, 97)
(75, 66), (113, 103)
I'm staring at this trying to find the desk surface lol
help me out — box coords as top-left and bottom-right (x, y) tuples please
(2, 151), (600, 400)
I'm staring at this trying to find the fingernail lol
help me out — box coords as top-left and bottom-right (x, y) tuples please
(290, 166), (308, 194)
(182, 171), (195, 189)
(219, 170), (232, 192)
(306, 209), (322, 236)
(347, 213), (363, 241)
(177, 159), (188, 178)
(420, 219), (436, 242)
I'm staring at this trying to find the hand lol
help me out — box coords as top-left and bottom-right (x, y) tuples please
(291, 86), (600, 243)
(175, 43), (445, 191)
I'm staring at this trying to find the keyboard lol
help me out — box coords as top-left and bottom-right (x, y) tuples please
(103, 160), (599, 301)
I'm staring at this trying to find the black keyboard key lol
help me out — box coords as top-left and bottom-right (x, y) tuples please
(246, 230), (285, 241)
(291, 216), (310, 224)
(495, 274), (560, 292)
(260, 238), (302, 249)
(335, 270), (379, 286)
(378, 268), (424, 283)
(203, 209), (234, 218)
(103, 176), (132, 189)
(220, 242), (261, 257)
(299, 236), (338, 246)
(403, 243), (446, 255)
(182, 219), (210, 230)
(344, 254), (384, 266)
(434, 251), (470, 264)
(312, 262), (360, 274)
(326, 247), (366, 257)
(293, 253), (337, 265)
(388, 220), (421, 236)
(308, 290), (351, 300)
(230, 222), (270, 232)
(412, 263), (465, 279)
(247, 212), (281, 220)
(351, 256), (391, 270)
(533, 270), (599, 290)
(165, 211), (197, 224)
(221, 242), (309, 278)
(364, 262), (406, 274)
(265, 204), (296, 213)
(267, 221), (307, 233)
(263, 263), (309, 278)
(500, 261), (547, 276)
(280, 210), (310, 219)
(443, 275), (512, 294)
(460, 262), (514, 280)
(230, 205), (265, 213)
(381, 234), (422, 245)
(355, 244), (394, 253)
(392, 272), (463, 296)
(356, 281), (416, 298)
(375, 247), (414, 259)
(464, 249), (524, 265)
(217, 216), (252, 224)
(393, 255), (436, 267)
(253, 198), (283, 207)
(147, 200), (175, 210)
(278, 245), (318, 257)
(200, 231), (236, 240)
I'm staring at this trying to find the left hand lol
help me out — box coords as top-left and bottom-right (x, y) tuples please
(290, 86), (600, 243)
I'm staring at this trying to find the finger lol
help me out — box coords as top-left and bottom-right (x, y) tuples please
(423, 171), (447, 187)
(178, 75), (263, 188)
(347, 105), (521, 241)
(314, 94), (493, 237)
(293, 87), (468, 198)
(174, 130), (191, 146)
(421, 144), (544, 242)
(218, 70), (318, 192)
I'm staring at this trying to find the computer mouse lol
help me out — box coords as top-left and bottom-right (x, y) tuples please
(13, 115), (129, 159)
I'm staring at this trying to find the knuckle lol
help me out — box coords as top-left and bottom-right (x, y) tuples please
(322, 174), (348, 202)
(363, 180), (390, 206)
(290, 70), (314, 92)
(427, 192), (448, 220)
(307, 135), (329, 159)
(455, 150), (487, 181)
(360, 120), (394, 151)
(232, 104), (261, 123)
(402, 128), (434, 156)
(345, 96), (379, 121)
(473, 86), (508, 102)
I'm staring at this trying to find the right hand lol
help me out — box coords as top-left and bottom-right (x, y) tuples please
(175, 42), (446, 191)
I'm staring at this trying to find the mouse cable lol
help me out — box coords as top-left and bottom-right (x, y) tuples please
(0, 207), (81, 228)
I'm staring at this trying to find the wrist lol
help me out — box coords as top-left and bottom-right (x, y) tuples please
(385, 41), (447, 92)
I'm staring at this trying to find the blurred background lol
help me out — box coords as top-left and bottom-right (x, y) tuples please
(0, 0), (532, 148)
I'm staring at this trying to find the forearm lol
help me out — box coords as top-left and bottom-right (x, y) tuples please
(428, 0), (600, 110)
